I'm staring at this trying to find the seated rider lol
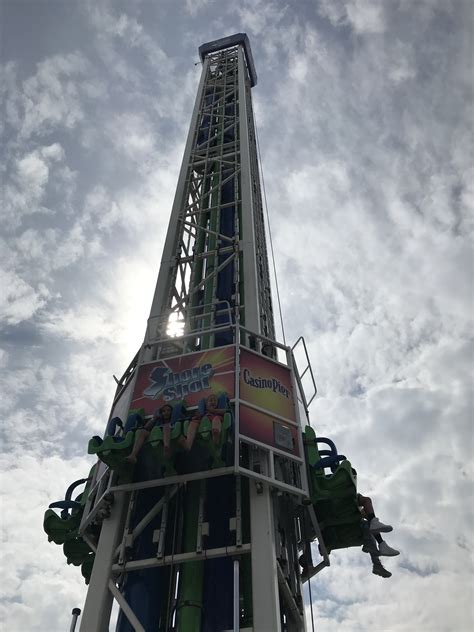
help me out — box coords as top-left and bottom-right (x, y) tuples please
(300, 493), (399, 580)
(357, 493), (399, 578)
(180, 393), (227, 451)
(125, 404), (173, 464)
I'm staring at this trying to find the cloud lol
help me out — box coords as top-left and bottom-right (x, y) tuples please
(309, 560), (472, 631)
(318, 0), (386, 33)
(84, 0), (171, 81)
(0, 266), (51, 326)
(0, 342), (120, 459)
(235, 0), (288, 36)
(0, 454), (93, 632)
(345, 0), (386, 34)
(16, 151), (50, 193)
(1, 144), (68, 229)
(2, 53), (100, 141)
(104, 112), (157, 165)
(185, 0), (215, 17)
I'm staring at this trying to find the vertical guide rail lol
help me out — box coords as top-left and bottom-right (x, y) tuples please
(233, 559), (240, 631)
(234, 333), (240, 474)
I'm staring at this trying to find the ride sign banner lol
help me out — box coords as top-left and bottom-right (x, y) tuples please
(239, 348), (295, 421)
(130, 346), (235, 415)
(239, 348), (299, 455)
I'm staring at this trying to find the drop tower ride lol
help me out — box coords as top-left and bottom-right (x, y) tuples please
(46, 34), (330, 632)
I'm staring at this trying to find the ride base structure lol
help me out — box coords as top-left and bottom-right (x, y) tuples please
(44, 34), (364, 632)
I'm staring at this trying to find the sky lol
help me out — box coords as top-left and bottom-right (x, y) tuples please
(0, 0), (472, 630)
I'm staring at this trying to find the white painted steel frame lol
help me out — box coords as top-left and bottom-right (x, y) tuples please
(80, 493), (129, 631)
(79, 363), (142, 631)
(79, 326), (314, 631)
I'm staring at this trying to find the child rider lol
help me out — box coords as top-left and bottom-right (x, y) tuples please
(180, 393), (227, 451)
(125, 404), (173, 464)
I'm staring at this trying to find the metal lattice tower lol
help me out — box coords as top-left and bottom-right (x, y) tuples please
(147, 34), (275, 352)
(77, 34), (316, 632)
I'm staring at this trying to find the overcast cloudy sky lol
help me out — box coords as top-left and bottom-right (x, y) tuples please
(1, 0), (472, 630)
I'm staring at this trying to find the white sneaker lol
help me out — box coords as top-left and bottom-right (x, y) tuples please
(372, 564), (392, 578)
(378, 541), (400, 557)
(369, 517), (393, 533)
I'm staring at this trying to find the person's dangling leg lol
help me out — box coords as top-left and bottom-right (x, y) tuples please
(180, 419), (199, 451)
(125, 429), (150, 464)
(370, 551), (392, 578)
(211, 415), (222, 445)
(357, 494), (393, 533)
(163, 423), (171, 457)
(374, 532), (400, 556)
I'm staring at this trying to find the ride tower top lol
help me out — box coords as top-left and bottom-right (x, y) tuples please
(198, 33), (258, 86)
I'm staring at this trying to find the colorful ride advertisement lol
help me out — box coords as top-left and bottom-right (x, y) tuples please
(239, 349), (295, 420)
(130, 346), (235, 415)
(239, 349), (299, 455)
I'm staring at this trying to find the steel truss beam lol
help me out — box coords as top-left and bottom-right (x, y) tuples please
(112, 544), (252, 573)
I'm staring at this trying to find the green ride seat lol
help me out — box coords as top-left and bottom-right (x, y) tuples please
(146, 400), (187, 476)
(87, 430), (135, 457)
(309, 459), (357, 501)
(315, 495), (365, 552)
(43, 466), (95, 545)
(44, 470), (97, 584)
(303, 426), (357, 502)
(303, 425), (364, 552)
(321, 521), (365, 553)
(184, 393), (232, 468)
(43, 509), (81, 545)
(206, 411), (232, 468)
(183, 413), (232, 468)
(148, 421), (183, 476)
(87, 409), (146, 483)
(63, 537), (93, 566)
(88, 431), (135, 482)
(81, 554), (95, 585)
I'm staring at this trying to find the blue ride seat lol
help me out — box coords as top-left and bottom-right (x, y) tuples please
(44, 473), (93, 543)
(105, 416), (123, 437)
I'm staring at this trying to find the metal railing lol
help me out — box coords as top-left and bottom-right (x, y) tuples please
(291, 336), (317, 410)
